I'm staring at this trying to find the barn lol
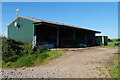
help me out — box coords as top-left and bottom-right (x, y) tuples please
(8, 16), (101, 48)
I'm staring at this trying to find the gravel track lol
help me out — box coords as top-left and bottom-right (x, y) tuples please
(2, 47), (118, 78)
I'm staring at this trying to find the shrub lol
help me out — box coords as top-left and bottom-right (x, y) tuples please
(1, 61), (5, 67)
(39, 53), (49, 60)
(2, 38), (24, 62)
(22, 44), (33, 54)
(34, 52), (49, 65)
(4, 62), (13, 67)
(2, 37), (64, 68)
(15, 55), (33, 67)
(34, 46), (47, 53)
(2, 38), (35, 62)
(28, 54), (37, 63)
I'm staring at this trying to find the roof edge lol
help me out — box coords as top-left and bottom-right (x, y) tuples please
(7, 16), (20, 26)
(7, 16), (101, 33)
(7, 16), (41, 26)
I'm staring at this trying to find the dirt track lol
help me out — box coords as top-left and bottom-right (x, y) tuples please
(2, 47), (118, 78)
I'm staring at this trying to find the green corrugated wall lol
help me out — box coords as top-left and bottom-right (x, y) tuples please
(8, 17), (36, 43)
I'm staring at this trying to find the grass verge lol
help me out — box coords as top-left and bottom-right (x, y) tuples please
(108, 53), (119, 78)
(100, 39), (119, 78)
(110, 63), (119, 78)
(2, 50), (65, 68)
(2, 37), (65, 68)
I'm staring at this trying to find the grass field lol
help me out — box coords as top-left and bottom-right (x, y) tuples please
(108, 41), (120, 47)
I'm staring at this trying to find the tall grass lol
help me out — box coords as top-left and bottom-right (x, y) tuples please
(2, 37), (65, 68)
(106, 39), (120, 78)
(2, 50), (64, 68)
(110, 63), (119, 78)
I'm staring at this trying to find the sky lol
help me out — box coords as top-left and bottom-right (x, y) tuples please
(2, 2), (118, 39)
(1, 0), (120, 2)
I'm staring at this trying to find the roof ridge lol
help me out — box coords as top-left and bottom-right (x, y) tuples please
(7, 16), (101, 33)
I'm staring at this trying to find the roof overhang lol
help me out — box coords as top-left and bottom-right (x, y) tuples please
(34, 22), (101, 33)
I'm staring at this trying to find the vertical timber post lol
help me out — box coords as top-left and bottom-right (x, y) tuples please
(32, 24), (36, 49)
(85, 31), (87, 44)
(57, 28), (59, 48)
(92, 33), (95, 46)
(73, 30), (75, 45)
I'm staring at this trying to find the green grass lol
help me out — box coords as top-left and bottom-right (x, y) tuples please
(2, 37), (65, 68)
(100, 39), (120, 78)
(104, 41), (119, 48)
(44, 50), (64, 61)
(108, 53), (119, 79)
(110, 39), (120, 42)
(107, 39), (119, 79)
(2, 50), (65, 68)
(99, 40), (120, 49)
(108, 40), (119, 78)
(108, 41), (120, 46)
(110, 63), (119, 78)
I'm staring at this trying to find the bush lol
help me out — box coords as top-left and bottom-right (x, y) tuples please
(15, 55), (33, 67)
(2, 37), (64, 68)
(5, 62), (13, 67)
(34, 46), (47, 53)
(108, 39), (113, 42)
(13, 52), (49, 67)
(2, 38), (35, 63)
(22, 44), (33, 54)
(28, 54), (37, 63)
(108, 38), (120, 42)
(38, 53), (49, 60)
(2, 38), (24, 62)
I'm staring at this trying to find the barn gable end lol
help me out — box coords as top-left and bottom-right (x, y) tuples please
(8, 17), (36, 43)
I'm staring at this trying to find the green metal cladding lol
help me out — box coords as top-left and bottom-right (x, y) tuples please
(8, 17), (36, 43)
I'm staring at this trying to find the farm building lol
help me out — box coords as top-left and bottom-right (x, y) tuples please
(95, 36), (108, 46)
(8, 16), (101, 48)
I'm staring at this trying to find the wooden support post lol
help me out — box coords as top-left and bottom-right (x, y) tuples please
(92, 33), (95, 46)
(32, 24), (36, 49)
(56, 28), (59, 47)
(73, 30), (75, 45)
(85, 32), (87, 44)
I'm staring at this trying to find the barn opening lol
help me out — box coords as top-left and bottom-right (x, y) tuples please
(34, 22), (100, 48)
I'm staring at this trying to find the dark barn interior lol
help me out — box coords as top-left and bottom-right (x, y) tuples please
(36, 23), (57, 47)
(34, 22), (99, 48)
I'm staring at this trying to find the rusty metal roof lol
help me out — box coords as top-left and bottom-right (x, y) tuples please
(8, 16), (101, 33)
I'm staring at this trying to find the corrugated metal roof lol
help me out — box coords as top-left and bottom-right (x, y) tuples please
(8, 16), (101, 33)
